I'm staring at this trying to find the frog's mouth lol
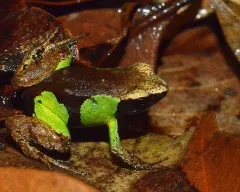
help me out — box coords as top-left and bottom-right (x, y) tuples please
(117, 91), (168, 116)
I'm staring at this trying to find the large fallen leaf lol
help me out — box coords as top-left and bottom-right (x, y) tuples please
(181, 112), (240, 192)
(0, 167), (99, 192)
(58, 0), (195, 68)
(109, 0), (197, 68)
(149, 24), (240, 135)
(116, 3), (171, 68)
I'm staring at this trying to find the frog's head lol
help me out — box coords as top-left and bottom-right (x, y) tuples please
(117, 63), (168, 115)
(11, 34), (87, 89)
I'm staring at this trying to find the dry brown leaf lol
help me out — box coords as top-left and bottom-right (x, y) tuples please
(58, 2), (137, 67)
(149, 25), (240, 135)
(181, 112), (240, 192)
(0, 167), (99, 192)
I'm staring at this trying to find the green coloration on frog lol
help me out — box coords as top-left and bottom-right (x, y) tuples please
(80, 95), (123, 161)
(80, 95), (120, 127)
(33, 91), (70, 138)
(55, 54), (72, 71)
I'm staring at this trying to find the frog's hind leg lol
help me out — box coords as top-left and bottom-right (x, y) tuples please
(5, 115), (86, 175)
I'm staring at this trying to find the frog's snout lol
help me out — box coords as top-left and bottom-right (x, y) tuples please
(117, 72), (168, 115)
(158, 78), (168, 93)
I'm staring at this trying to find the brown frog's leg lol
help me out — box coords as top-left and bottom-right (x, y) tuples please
(108, 119), (151, 170)
(5, 115), (86, 175)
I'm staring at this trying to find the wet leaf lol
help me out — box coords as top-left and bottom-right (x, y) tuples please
(181, 112), (240, 192)
(107, 0), (196, 68)
(211, 0), (240, 61)
(117, 3), (171, 68)
(58, 0), (195, 68)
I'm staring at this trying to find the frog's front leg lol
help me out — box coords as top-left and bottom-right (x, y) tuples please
(108, 119), (151, 170)
(5, 115), (77, 172)
(80, 95), (151, 170)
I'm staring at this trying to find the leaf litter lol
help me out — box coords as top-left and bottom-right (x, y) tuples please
(0, 0), (239, 191)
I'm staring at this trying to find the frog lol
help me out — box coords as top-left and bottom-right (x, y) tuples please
(4, 35), (168, 172)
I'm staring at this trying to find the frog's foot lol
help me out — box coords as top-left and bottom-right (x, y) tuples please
(111, 146), (151, 170)
(5, 115), (87, 176)
(108, 119), (151, 170)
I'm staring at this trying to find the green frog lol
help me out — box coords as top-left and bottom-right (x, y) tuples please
(5, 36), (168, 172)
